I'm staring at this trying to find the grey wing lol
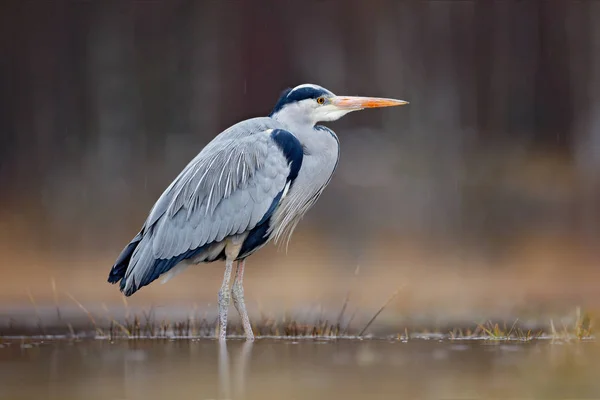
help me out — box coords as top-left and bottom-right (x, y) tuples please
(112, 125), (301, 296)
(143, 117), (280, 230)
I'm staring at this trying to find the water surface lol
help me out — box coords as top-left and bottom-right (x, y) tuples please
(1, 338), (598, 399)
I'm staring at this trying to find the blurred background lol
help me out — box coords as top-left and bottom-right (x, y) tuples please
(1, 0), (599, 332)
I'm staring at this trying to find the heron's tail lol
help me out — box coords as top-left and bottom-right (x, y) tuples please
(107, 230), (143, 285)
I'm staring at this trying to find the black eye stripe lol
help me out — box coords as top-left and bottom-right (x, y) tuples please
(287, 87), (329, 102)
(270, 86), (331, 116)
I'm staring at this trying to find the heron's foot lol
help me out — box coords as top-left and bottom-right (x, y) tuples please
(218, 287), (231, 341)
(232, 281), (254, 341)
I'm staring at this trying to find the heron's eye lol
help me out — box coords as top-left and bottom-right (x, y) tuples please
(316, 97), (325, 105)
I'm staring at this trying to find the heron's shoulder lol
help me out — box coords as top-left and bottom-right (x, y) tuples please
(216, 117), (286, 140)
(220, 123), (304, 181)
(206, 117), (303, 163)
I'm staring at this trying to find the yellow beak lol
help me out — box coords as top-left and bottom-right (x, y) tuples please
(331, 96), (409, 110)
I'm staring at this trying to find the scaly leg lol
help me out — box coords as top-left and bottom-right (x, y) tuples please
(218, 258), (234, 341)
(232, 259), (254, 341)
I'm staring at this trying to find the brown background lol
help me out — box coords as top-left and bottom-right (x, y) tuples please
(1, 0), (599, 330)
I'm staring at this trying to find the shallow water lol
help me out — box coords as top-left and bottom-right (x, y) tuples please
(1, 338), (599, 399)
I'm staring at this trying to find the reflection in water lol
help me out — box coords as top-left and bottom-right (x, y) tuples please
(218, 342), (230, 400)
(235, 341), (254, 399)
(218, 340), (255, 400)
(0, 339), (599, 399)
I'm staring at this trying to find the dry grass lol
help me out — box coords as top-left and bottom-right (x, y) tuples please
(2, 284), (595, 343)
(440, 307), (594, 343)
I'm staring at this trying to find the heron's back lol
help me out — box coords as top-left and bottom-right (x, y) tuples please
(108, 117), (304, 295)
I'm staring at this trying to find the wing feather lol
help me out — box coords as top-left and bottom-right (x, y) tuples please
(116, 121), (300, 295)
(151, 132), (285, 258)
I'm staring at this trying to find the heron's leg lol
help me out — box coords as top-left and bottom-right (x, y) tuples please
(232, 259), (254, 341)
(218, 258), (234, 341)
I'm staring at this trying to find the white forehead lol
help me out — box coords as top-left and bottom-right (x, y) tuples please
(292, 83), (322, 91)
(288, 83), (335, 97)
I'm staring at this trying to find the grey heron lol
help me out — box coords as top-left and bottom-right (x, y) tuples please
(107, 83), (408, 341)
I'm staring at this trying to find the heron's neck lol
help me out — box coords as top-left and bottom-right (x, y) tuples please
(271, 107), (313, 131)
(270, 108), (338, 156)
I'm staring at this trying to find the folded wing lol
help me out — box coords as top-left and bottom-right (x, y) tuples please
(108, 125), (303, 296)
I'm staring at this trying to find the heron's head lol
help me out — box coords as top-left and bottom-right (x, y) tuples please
(269, 83), (408, 127)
